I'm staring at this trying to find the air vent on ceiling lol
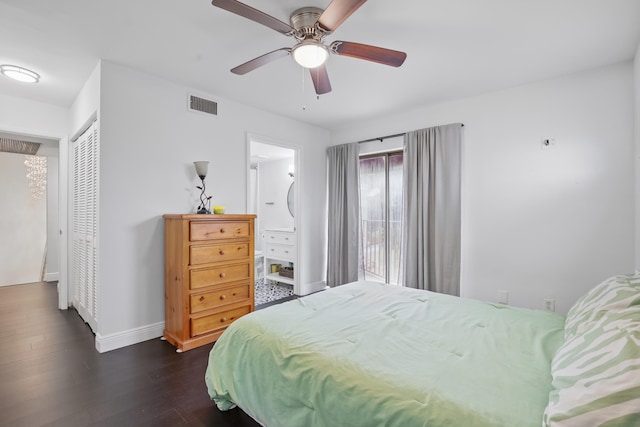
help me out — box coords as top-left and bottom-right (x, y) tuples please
(189, 94), (218, 116)
(0, 137), (40, 155)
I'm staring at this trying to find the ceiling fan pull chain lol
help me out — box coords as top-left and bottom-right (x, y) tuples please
(301, 67), (307, 111)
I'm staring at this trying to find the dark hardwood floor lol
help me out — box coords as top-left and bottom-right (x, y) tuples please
(0, 282), (266, 427)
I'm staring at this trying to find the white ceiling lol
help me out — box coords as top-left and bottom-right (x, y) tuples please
(1, 0), (639, 131)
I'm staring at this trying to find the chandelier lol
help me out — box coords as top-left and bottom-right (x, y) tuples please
(24, 155), (47, 200)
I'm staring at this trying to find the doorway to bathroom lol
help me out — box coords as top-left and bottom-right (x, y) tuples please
(248, 135), (299, 306)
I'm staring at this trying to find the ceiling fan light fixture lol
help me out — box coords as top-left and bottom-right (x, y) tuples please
(0, 64), (40, 83)
(292, 41), (328, 69)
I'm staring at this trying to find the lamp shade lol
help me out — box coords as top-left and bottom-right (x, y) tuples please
(292, 41), (329, 69)
(193, 161), (209, 179)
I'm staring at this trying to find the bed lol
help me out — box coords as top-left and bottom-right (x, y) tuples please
(205, 277), (640, 426)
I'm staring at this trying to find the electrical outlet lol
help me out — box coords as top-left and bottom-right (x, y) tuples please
(498, 290), (509, 305)
(541, 137), (557, 150)
(544, 298), (555, 312)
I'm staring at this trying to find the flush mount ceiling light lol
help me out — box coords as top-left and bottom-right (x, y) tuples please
(0, 64), (40, 83)
(291, 40), (329, 69)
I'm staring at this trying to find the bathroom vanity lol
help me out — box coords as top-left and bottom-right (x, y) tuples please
(263, 228), (296, 288)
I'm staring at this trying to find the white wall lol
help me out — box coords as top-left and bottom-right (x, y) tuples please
(0, 93), (69, 138)
(635, 43), (640, 269)
(94, 61), (330, 348)
(47, 152), (59, 281)
(38, 144), (59, 282)
(0, 153), (47, 286)
(69, 63), (101, 138)
(257, 157), (295, 236)
(332, 62), (635, 314)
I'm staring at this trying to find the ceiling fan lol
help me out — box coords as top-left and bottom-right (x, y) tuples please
(211, 0), (407, 95)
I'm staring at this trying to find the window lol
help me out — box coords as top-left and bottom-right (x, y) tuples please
(359, 151), (403, 284)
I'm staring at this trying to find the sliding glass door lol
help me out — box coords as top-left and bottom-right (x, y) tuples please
(359, 152), (403, 284)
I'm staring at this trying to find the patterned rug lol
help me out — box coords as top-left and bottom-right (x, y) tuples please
(255, 278), (294, 306)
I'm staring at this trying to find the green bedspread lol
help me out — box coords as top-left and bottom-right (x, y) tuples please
(205, 281), (565, 427)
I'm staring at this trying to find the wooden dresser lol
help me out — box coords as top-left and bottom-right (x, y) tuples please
(163, 214), (256, 352)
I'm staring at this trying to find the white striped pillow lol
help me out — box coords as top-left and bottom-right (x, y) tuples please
(543, 275), (640, 426)
(563, 274), (640, 340)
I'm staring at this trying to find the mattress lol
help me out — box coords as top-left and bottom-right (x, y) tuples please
(205, 281), (565, 427)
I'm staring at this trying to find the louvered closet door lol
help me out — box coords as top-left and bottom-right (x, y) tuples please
(72, 121), (99, 332)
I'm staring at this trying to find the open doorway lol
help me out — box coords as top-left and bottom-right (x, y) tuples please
(0, 132), (60, 297)
(247, 134), (299, 305)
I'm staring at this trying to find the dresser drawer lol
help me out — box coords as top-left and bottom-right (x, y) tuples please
(264, 231), (295, 245)
(190, 284), (250, 314)
(191, 305), (251, 337)
(264, 243), (295, 261)
(190, 221), (250, 241)
(190, 263), (251, 290)
(190, 242), (250, 265)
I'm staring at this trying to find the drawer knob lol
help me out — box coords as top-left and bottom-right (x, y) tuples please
(219, 250), (225, 255)
(199, 296), (205, 302)
(219, 295), (226, 300)
(221, 317), (228, 323)
(219, 272), (226, 278)
(220, 228), (225, 233)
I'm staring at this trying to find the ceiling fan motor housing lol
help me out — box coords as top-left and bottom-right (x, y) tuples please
(290, 7), (326, 41)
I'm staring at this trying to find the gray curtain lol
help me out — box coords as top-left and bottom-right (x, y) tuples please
(401, 123), (462, 295)
(326, 142), (362, 287)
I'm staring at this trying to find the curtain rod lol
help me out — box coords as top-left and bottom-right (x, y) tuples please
(357, 133), (405, 144)
(357, 123), (464, 144)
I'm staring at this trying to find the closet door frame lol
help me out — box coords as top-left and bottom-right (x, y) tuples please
(71, 120), (99, 331)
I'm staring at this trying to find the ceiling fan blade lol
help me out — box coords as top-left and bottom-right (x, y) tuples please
(331, 41), (407, 67)
(231, 48), (291, 75)
(317, 0), (367, 32)
(309, 65), (332, 95)
(211, 0), (294, 35)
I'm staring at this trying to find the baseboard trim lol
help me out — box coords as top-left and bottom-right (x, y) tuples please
(95, 321), (165, 353)
(44, 272), (59, 282)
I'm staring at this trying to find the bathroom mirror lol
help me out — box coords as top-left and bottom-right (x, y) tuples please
(287, 182), (294, 217)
